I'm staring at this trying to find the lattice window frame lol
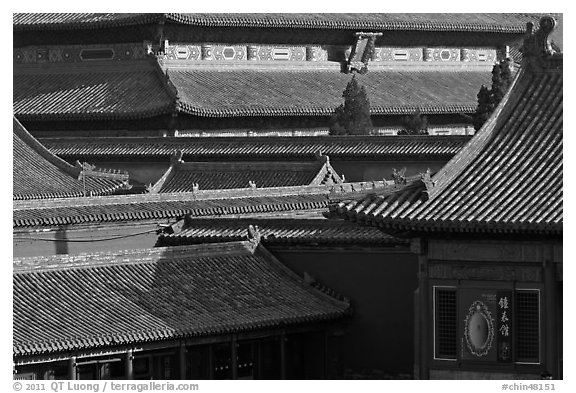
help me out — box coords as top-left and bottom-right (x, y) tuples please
(433, 286), (458, 361)
(515, 289), (541, 364)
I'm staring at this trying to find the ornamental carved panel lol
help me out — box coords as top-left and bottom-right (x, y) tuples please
(423, 47), (461, 62)
(212, 45), (247, 61)
(164, 44), (201, 60)
(460, 48), (497, 62)
(252, 45), (307, 61)
(306, 46), (328, 62)
(373, 47), (423, 62)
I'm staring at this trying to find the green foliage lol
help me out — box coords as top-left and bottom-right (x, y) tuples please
(398, 109), (429, 135)
(329, 76), (374, 136)
(473, 59), (513, 131)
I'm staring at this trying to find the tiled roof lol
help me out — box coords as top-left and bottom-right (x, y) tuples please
(13, 118), (130, 200)
(13, 13), (542, 33)
(13, 241), (350, 356)
(157, 217), (404, 247)
(13, 13), (160, 30)
(329, 21), (563, 236)
(13, 181), (389, 229)
(42, 135), (471, 161)
(13, 59), (175, 121)
(168, 65), (493, 117)
(13, 185), (332, 228)
(166, 13), (541, 33)
(150, 154), (342, 193)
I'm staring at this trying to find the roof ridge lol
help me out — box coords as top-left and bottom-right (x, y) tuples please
(75, 161), (130, 181)
(13, 184), (331, 211)
(13, 117), (80, 178)
(40, 134), (473, 143)
(425, 17), (561, 202)
(175, 160), (323, 171)
(148, 151), (180, 193)
(13, 241), (253, 272)
(423, 66), (527, 201)
(253, 244), (351, 307)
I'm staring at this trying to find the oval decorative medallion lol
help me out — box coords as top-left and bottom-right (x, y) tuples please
(464, 300), (495, 357)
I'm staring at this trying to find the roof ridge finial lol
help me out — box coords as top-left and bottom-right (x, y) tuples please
(170, 150), (183, 165)
(420, 168), (436, 200)
(392, 167), (407, 185)
(315, 151), (329, 163)
(520, 16), (558, 70)
(247, 224), (261, 245)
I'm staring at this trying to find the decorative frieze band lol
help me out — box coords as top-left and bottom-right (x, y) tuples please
(14, 43), (150, 64)
(14, 42), (498, 64)
(163, 43), (496, 63)
(163, 43), (328, 62)
(355, 46), (498, 63)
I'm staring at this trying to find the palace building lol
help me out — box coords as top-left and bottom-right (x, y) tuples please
(329, 16), (563, 379)
(13, 13), (562, 380)
(13, 13), (546, 137)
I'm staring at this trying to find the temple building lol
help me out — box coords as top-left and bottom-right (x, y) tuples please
(328, 16), (563, 379)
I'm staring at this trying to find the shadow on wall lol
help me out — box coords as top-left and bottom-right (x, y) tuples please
(54, 226), (68, 255)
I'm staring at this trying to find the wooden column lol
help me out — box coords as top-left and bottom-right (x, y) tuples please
(231, 336), (238, 380)
(412, 238), (429, 380)
(323, 331), (329, 379)
(207, 344), (214, 379)
(68, 356), (77, 380)
(544, 254), (559, 379)
(256, 342), (262, 379)
(179, 343), (187, 380)
(125, 349), (134, 380)
(280, 333), (287, 380)
(413, 287), (421, 378)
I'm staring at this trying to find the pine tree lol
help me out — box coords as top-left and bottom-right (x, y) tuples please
(329, 76), (373, 135)
(473, 85), (492, 131)
(398, 109), (429, 135)
(329, 105), (347, 135)
(491, 58), (512, 105)
(472, 59), (513, 131)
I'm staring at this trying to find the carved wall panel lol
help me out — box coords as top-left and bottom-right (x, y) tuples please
(423, 47), (461, 62)
(164, 44), (201, 60)
(460, 48), (497, 62)
(373, 47), (423, 62)
(253, 45), (307, 61)
(306, 46), (329, 61)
